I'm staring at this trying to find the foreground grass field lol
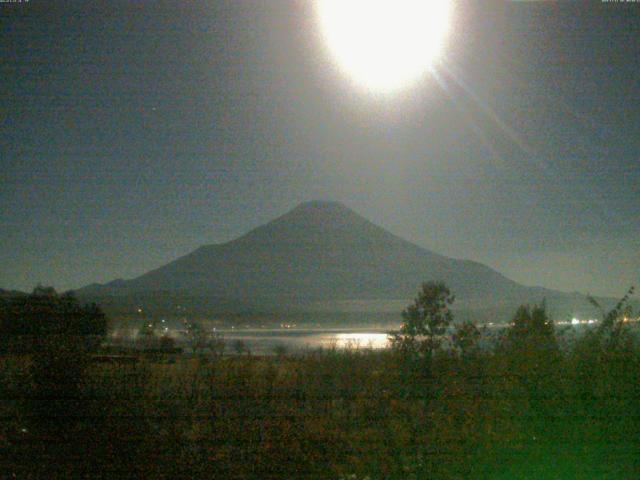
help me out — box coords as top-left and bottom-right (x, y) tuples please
(1, 332), (639, 479)
(1, 286), (638, 478)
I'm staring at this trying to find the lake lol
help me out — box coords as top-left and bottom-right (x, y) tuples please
(108, 317), (637, 355)
(108, 321), (509, 355)
(220, 328), (391, 354)
(109, 324), (394, 354)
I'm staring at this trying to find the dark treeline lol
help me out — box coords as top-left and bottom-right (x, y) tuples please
(0, 284), (638, 478)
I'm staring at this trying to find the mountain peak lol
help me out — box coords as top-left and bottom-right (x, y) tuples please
(264, 200), (370, 233)
(291, 200), (352, 214)
(193, 200), (377, 250)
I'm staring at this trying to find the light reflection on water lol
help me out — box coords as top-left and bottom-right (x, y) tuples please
(109, 321), (634, 355)
(222, 330), (391, 354)
(108, 323), (513, 354)
(109, 327), (392, 354)
(333, 332), (389, 349)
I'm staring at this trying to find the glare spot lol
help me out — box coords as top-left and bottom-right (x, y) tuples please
(335, 332), (389, 349)
(316, 0), (453, 93)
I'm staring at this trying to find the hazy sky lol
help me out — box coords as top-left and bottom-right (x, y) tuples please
(2, 0), (638, 297)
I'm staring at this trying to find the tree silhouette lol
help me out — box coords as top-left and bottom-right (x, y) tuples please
(500, 302), (560, 417)
(0, 286), (106, 350)
(0, 287), (107, 432)
(501, 302), (557, 354)
(452, 320), (481, 357)
(390, 281), (455, 358)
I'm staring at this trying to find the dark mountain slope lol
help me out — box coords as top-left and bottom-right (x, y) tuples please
(76, 201), (598, 317)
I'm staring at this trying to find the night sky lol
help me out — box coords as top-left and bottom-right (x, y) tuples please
(2, 0), (638, 297)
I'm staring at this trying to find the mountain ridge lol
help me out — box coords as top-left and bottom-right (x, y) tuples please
(75, 201), (601, 320)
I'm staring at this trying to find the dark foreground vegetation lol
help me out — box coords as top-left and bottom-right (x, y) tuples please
(1, 285), (639, 479)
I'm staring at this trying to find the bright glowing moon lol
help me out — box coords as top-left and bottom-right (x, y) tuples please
(316, 0), (452, 93)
